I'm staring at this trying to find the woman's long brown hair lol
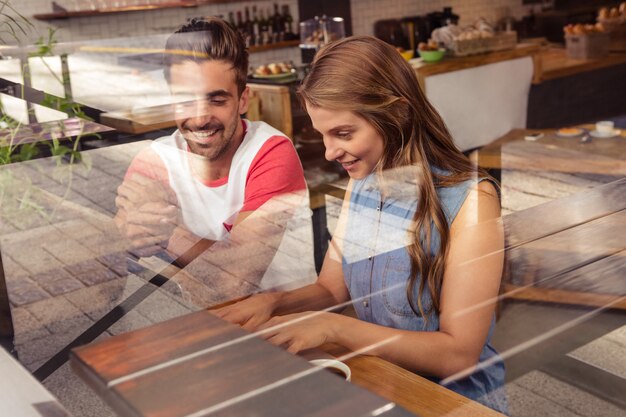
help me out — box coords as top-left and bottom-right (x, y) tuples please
(299, 36), (490, 320)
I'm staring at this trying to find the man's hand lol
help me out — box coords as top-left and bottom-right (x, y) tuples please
(115, 174), (180, 257)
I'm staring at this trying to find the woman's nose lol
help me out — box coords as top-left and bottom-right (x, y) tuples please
(324, 138), (343, 161)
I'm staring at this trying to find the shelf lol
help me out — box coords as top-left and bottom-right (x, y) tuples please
(34, 1), (198, 21)
(249, 39), (299, 53)
(33, 0), (276, 21)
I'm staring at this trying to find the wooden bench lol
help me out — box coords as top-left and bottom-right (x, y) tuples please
(501, 178), (626, 309)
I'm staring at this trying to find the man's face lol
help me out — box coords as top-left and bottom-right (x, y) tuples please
(169, 60), (249, 160)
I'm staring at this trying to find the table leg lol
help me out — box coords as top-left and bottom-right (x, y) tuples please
(311, 205), (330, 275)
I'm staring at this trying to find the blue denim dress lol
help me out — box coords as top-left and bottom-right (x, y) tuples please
(342, 170), (508, 414)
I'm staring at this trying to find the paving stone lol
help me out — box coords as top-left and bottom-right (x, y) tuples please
(506, 381), (582, 417)
(52, 218), (101, 241)
(64, 258), (120, 286)
(7, 244), (65, 275)
(97, 252), (129, 277)
(40, 277), (85, 297)
(186, 252), (266, 296)
(43, 362), (117, 417)
(63, 277), (135, 320)
(10, 306), (51, 345)
(568, 335), (626, 380)
(168, 271), (222, 308)
(16, 324), (91, 369)
(514, 370), (625, 417)
(26, 296), (93, 335)
(42, 237), (96, 266)
(0, 217), (19, 234)
(134, 289), (196, 324)
(106, 309), (157, 336)
(78, 231), (128, 256)
(30, 267), (76, 285)
(605, 325), (626, 346)
(261, 249), (316, 291)
(0, 253), (30, 277)
(5, 276), (49, 306)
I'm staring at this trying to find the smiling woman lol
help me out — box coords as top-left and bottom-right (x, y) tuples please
(215, 36), (508, 414)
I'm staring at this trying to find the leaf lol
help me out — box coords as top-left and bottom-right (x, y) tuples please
(51, 144), (71, 157)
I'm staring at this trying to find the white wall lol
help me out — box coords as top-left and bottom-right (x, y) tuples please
(16, 1), (298, 43)
(10, 1), (552, 66)
(15, 0), (553, 45)
(12, 0), (301, 67)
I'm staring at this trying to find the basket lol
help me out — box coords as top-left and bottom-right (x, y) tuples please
(448, 31), (517, 57)
(565, 32), (610, 59)
(598, 17), (626, 51)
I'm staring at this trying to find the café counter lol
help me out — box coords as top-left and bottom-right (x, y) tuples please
(410, 44), (539, 151)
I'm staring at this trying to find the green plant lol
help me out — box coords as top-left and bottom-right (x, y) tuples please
(0, 0), (33, 45)
(0, 9), (97, 226)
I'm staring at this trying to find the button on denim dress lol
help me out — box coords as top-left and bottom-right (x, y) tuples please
(342, 170), (508, 414)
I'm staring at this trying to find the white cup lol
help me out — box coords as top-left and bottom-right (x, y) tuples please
(596, 121), (614, 134)
(309, 359), (351, 381)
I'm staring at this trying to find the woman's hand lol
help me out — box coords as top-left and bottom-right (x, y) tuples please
(211, 292), (282, 331)
(257, 311), (344, 354)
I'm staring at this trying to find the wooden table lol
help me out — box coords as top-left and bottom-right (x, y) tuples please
(472, 128), (626, 310)
(70, 309), (503, 417)
(473, 127), (626, 179)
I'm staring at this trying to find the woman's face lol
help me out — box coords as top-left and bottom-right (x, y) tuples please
(306, 103), (385, 180)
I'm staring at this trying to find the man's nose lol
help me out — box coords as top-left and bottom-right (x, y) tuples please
(189, 100), (211, 126)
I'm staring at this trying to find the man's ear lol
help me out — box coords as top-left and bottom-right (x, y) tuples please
(238, 86), (249, 115)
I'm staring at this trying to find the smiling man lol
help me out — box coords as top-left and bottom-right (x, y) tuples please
(115, 18), (307, 272)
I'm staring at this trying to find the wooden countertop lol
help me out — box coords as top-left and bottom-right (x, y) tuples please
(536, 46), (626, 83)
(411, 42), (626, 86)
(411, 43), (541, 87)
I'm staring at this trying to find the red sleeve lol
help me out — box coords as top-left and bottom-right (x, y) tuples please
(242, 136), (306, 212)
(124, 147), (170, 185)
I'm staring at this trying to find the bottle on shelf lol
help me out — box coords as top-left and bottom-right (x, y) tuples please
(272, 3), (284, 42)
(266, 6), (276, 43)
(236, 10), (250, 46)
(244, 6), (254, 46)
(282, 4), (296, 41)
(252, 5), (260, 46)
(227, 11), (236, 29)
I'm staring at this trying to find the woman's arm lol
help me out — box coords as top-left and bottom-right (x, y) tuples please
(213, 185), (354, 329)
(260, 181), (504, 379)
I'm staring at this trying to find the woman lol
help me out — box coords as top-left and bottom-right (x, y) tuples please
(214, 36), (507, 413)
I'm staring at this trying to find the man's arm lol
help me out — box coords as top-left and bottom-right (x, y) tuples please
(114, 148), (179, 258)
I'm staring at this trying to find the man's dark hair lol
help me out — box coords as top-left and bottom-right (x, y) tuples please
(164, 17), (249, 95)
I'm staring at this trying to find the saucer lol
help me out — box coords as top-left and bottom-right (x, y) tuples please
(589, 129), (621, 138)
(556, 127), (584, 137)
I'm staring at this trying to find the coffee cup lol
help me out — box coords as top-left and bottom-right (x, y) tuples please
(309, 359), (351, 381)
(596, 121), (614, 134)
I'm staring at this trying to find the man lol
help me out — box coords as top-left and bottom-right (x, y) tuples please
(115, 18), (307, 277)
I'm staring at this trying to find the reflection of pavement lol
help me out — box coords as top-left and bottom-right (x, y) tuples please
(1, 139), (318, 387)
(0, 141), (198, 372)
